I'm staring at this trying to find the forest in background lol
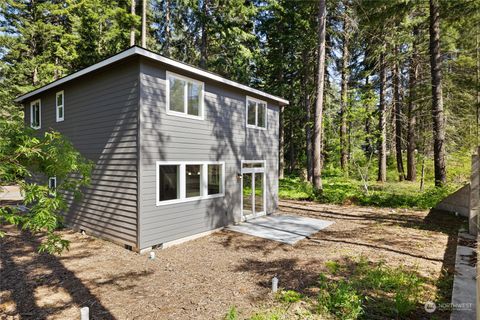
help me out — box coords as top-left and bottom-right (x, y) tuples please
(1, 0), (479, 207)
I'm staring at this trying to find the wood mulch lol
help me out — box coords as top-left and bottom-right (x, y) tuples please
(0, 200), (464, 319)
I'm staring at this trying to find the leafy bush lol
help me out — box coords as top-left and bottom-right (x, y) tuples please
(0, 119), (93, 253)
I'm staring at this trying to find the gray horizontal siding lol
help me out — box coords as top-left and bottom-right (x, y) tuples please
(138, 58), (279, 249)
(24, 58), (140, 247)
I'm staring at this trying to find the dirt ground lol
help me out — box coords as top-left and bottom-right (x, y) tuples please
(0, 200), (464, 319)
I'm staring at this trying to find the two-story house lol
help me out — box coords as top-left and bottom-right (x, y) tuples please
(16, 46), (289, 252)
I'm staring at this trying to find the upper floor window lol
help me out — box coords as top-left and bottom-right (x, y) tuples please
(166, 71), (204, 120)
(246, 97), (267, 129)
(56, 91), (64, 122)
(30, 99), (41, 129)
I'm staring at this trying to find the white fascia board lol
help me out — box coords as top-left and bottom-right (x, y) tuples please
(14, 47), (138, 103)
(135, 47), (289, 106)
(15, 46), (290, 106)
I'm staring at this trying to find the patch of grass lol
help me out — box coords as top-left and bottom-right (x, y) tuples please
(279, 176), (461, 209)
(249, 309), (283, 320)
(277, 290), (303, 303)
(351, 258), (423, 317)
(317, 257), (424, 319)
(224, 306), (238, 320)
(278, 177), (316, 200)
(317, 274), (364, 319)
(231, 257), (429, 319)
(325, 260), (341, 275)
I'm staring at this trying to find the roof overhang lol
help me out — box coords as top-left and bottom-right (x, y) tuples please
(15, 46), (289, 106)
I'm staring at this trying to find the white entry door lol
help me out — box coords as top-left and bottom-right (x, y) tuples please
(241, 160), (266, 221)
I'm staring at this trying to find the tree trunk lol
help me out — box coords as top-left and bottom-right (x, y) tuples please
(313, 0), (327, 190)
(476, 33), (479, 146)
(393, 46), (405, 181)
(130, 0), (136, 46)
(279, 106), (285, 179)
(289, 123), (296, 173)
(200, 0), (209, 69)
(340, 9), (349, 172)
(377, 51), (387, 182)
(141, 0), (146, 48)
(364, 76), (373, 155)
(164, 0), (170, 57)
(407, 26), (419, 181)
(303, 51), (312, 182)
(429, 0), (447, 186)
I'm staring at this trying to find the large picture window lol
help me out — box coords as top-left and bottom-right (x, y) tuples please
(166, 72), (204, 119)
(246, 97), (267, 129)
(30, 99), (41, 129)
(156, 161), (224, 206)
(56, 91), (64, 122)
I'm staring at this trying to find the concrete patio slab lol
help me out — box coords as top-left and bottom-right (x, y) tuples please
(227, 214), (334, 244)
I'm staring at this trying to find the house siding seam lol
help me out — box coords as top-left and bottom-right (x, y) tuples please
(138, 58), (279, 249)
(23, 57), (141, 248)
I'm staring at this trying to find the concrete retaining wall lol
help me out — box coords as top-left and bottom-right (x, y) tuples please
(435, 184), (470, 217)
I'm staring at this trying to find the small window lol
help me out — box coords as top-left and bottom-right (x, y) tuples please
(48, 177), (57, 190)
(246, 97), (267, 129)
(207, 164), (223, 195)
(166, 72), (204, 119)
(158, 165), (180, 202)
(30, 99), (41, 129)
(56, 91), (64, 122)
(186, 164), (201, 198)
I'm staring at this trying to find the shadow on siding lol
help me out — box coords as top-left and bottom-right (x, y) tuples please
(63, 75), (143, 247)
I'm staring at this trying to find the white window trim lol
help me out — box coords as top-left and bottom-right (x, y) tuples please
(240, 160), (267, 220)
(48, 176), (57, 189)
(30, 99), (41, 129)
(165, 71), (205, 120)
(246, 96), (267, 130)
(56, 90), (64, 122)
(156, 161), (225, 206)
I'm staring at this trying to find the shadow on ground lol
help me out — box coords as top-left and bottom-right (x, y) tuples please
(0, 225), (152, 319)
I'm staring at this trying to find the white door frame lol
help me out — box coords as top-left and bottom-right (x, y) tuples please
(241, 160), (267, 221)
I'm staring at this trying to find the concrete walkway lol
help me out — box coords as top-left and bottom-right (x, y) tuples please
(227, 214), (334, 244)
(450, 232), (477, 320)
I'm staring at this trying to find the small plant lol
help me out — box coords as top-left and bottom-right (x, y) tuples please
(225, 306), (238, 320)
(325, 260), (341, 274)
(249, 310), (283, 320)
(277, 290), (303, 303)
